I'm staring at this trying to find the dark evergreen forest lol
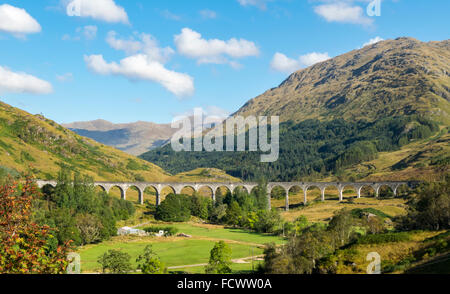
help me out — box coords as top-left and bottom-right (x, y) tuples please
(140, 116), (439, 181)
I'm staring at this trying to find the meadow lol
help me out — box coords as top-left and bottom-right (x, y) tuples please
(77, 223), (285, 273)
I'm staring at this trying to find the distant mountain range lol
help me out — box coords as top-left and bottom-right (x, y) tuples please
(63, 120), (176, 156)
(63, 114), (227, 156)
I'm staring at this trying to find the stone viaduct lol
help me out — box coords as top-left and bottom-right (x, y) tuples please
(35, 180), (415, 211)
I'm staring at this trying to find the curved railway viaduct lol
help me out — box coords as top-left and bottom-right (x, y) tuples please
(36, 180), (417, 211)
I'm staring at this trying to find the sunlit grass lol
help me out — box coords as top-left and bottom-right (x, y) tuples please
(78, 237), (264, 273)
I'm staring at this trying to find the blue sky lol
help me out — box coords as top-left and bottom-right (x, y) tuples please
(0, 0), (448, 124)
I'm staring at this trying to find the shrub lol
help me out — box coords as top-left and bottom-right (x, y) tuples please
(254, 209), (282, 234)
(351, 208), (392, 219)
(155, 194), (191, 222)
(143, 226), (179, 237)
(136, 245), (167, 274)
(98, 250), (133, 274)
(205, 241), (232, 274)
(398, 176), (450, 231)
(356, 232), (411, 244)
(126, 159), (141, 171)
(0, 178), (72, 274)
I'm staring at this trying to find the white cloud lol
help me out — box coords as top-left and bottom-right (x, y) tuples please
(270, 53), (301, 74)
(362, 36), (384, 47)
(106, 31), (141, 54)
(62, 25), (98, 41)
(81, 25), (97, 40)
(174, 28), (259, 67)
(88, 30), (191, 97)
(56, 72), (74, 82)
(62, 34), (76, 41)
(66, 0), (128, 24)
(199, 9), (217, 19)
(299, 52), (331, 67)
(0, 66), (52, 94)
(237, 0), (271, 10)
(314, 2), (373, 26)
(84, 54), (194, 97)
(271, 52), (330, 73)
(0, 4), (41, 37)
(161, 9), (181, 21)
(106, 31), (174, 63)
(172, 106), (230, 135)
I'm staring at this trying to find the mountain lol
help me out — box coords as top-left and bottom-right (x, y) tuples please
(236, 37), (449, 124)
(63, 113), (227, 156)
(140, 37), (450, 182)
(62, 120), (176, 156)
(0, 101), (173, 182)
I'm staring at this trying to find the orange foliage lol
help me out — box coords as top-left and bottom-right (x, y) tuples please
(0, 177), (72, 274)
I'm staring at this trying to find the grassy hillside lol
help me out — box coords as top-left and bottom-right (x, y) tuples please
(171, 168), (242, 182)
(235, 38), (450, 125)
(325, 230), (449, 274)
(0, 101), (164, 182)
(337, 127), (450, 182)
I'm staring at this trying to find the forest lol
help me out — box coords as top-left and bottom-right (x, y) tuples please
(140, 115), (440, 181)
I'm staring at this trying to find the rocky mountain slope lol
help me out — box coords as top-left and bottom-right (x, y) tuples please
(235, 37), (449, 124)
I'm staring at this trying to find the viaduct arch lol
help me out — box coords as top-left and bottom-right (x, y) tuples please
(35, 180), (415, 210)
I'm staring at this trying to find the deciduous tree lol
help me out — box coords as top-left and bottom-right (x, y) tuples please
(205, 241), (232, 274)
(0, 178), (71, 274)
(136, 245), (167, 274)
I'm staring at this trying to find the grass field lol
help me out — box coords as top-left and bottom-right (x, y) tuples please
(149, 223), (287, 245)
(78, 222), (284, 273)
(78, 237), (264, 273)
